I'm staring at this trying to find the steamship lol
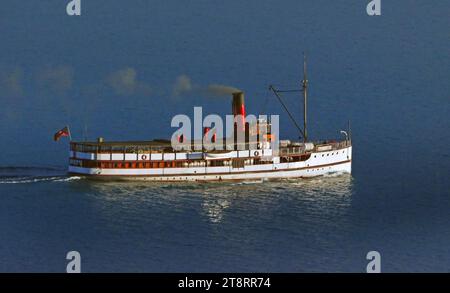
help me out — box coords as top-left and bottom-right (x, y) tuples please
(67, 58), (352, 181)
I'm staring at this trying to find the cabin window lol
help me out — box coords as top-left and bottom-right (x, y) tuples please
(232, 159), (245, 168)
(211, 160), (225, 167)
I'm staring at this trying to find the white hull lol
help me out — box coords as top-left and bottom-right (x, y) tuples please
(69, 146), (352, 182)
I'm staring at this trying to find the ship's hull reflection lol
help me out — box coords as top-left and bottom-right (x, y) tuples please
(81, 174), (354, 224)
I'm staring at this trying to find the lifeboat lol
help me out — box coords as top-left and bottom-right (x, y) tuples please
(205, 151), (234, 160)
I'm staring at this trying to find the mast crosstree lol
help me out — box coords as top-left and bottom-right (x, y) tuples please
(269, 53), (309, 142)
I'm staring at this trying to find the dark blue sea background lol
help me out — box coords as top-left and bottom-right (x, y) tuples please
(0, 1), (449, 272)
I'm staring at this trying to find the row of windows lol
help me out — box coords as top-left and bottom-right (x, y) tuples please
(314, 150), (345, 158)
(70, 143), (169, 153)
(70, 158), (274, 169)
(71, 159), (193, 169)
(307, 166), (333, 172)
(71, 151), (344, 169)
(280, 154), (311, 163)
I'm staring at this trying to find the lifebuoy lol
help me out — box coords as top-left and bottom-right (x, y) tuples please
(254, 151), (260, 157)
(141, 154), (147, 160)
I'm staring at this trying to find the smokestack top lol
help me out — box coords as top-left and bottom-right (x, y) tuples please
(232, 92), (246, 132)
(232, 91), (244, 100)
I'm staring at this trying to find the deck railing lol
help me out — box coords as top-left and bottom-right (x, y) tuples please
(278, 140), (351, 156)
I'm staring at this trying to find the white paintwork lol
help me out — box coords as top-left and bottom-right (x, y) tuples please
(317, 145), (332, 151)
(125, 153), (138, 161)
(262, 149), (272, 157)
(205, 151), (234, 160)
(96, 153), (111, 160)
(151, 153), (162, 160)
(163, 153), (175, 160)
(111, 153), (123, 160)
(238, 150), (250, 158)
(175, 153), (187, 160)
(68, 146), (352, 181)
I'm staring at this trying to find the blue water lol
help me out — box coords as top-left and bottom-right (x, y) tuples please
(0, 1), (449, 272)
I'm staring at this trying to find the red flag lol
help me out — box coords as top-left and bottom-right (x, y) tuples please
(54, 126), (70, 141)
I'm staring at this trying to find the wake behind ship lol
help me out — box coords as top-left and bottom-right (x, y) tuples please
(65, 58), (352, 181)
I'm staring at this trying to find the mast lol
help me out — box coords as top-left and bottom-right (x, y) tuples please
(302, 53), (308, 142)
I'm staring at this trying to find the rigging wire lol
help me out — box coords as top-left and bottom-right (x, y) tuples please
(269, 85), (305, 138)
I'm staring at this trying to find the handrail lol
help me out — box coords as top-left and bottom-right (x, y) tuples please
(70, 140), (351, 154)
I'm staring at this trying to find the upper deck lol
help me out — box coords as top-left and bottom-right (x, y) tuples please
(70, 139), (351, 157)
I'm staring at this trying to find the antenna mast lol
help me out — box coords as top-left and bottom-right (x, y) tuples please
(302, 53), (308, 142)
